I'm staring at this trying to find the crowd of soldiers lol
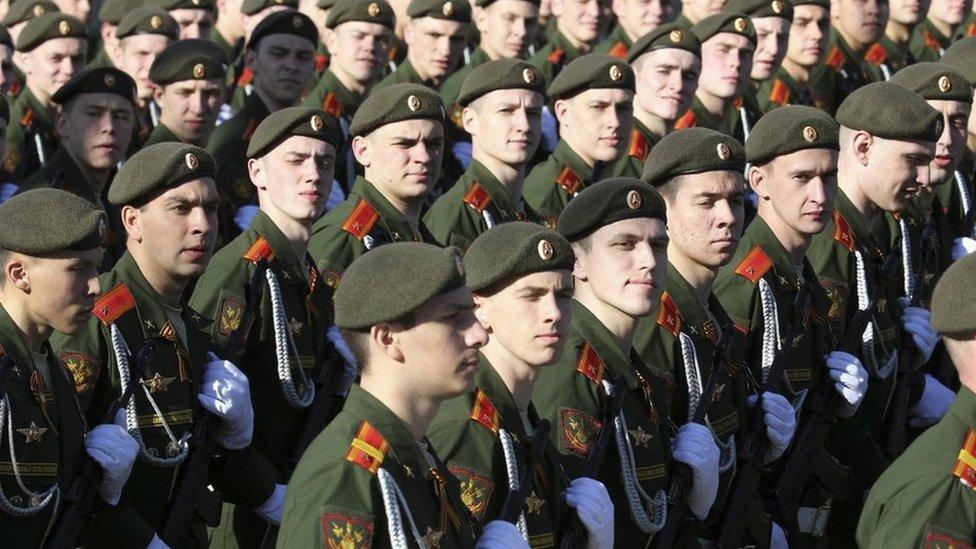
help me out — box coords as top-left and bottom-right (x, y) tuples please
(0, 0), (974, 544)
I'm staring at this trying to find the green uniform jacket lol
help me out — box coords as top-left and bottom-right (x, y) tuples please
(808, 30), (871, 115)
(143, 123), (182, 147)
(857, 387), (976, 548)
(528, 30), (583, 86)
(609, 117), (657, 178)
(953, 10), (976, 40)
(427, 358), (566, 548)
(211, 28), (241, 64)
(87, 48), (116, 70)
(522, 140), (600, 228)
(674, 96), (744, 142)
(3, 88), (57, 183)
(593, 25), (632, 59)
(909, 19), (950, 63)
(863, 36), (912, 83)
(374, 59), (430, 92)
(532, 300), (674, 546)
(302, 70), (365, 192)
(278, 384), (479, 548)
(756, 68), (814, 113)
(938, 149), (975, 241)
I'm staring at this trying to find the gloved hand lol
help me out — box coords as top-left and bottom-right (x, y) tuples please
(825, 351), (868, 417)
(770, 521), (789, 549)
(198, 352), (253, 450)
(746, 392), (796, 463)
(951, 236), (976, 261)
(475, 520), (529, 549)
(85, 409), (139, 506)
(899, 303), (938, 366)
(255, 483), (286, 525)
(671, 422), (720, 520)
(565, 478), (613, 549)
(234, 205), (259, 232)
(147, 533), (172, 549)
(909, 374), (955, 428)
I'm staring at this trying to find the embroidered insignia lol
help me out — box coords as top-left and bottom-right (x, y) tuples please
(864, 42), (887, 65)
(342, 200), (380, 240)
(923, 29), (941, 52)
(345, 421), (389, 474)
(525, 491), (545, 515)
(733, 245), (773, 284)
(832, 210), (855, 252)
(462, 183), (492, 213)
(711, 383), (726, 402)
(608, 41), (628, 59)
(628, 129), (649, 160)
(656, 292), (682, 337)
(952, 428), (976, 490)
(559, 408), (601, 457)
(449, 465), (494, 521)
(555, 167), (581, 195)
(423, 527), (444, 549)
(289, 317), (304, 336)
(243, 236), (275, 264)
(159, 321), (178, 342)
(674, 108), (696, 129)
(143, 372), (176, 394)
(322, 510), (374, 549)
(217, 295), (244, 336)
(769, 78), (790, 105)
(93, 283), (136, 326)
(17, 421), (48, 444)
(59, 352), (101, 395)
(470, 390), (500, 434)
(820, 278), (848, 322)
(627, 425), (652, 448)
(575, 343), (604, 383)
(321, 268), (341, 289)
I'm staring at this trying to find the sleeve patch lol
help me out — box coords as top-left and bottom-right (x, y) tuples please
(243, 236), (275, 264)
(559, 407), (602, 457)
(448, 464), (495, 522)
(923, 523), (974, 549)
(819, 278), (849, 322)
(93, 283), (136, 326)
(322, 508), (374, 549)
(216, 292), (245, 337)
(575, 342), (605, 384)
(58, 352), (102, 395)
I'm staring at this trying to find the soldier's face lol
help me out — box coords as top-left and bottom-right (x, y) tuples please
(328, 21), (392, 84)
(751, 16), (789, 82)
(611, 0), (673, 41)
(682, 0), (726, 23)
(155, 79), (225, 145)
(926, 99), (971, 186)
(171, 8), (215, 40)
(698, 33), (753, 101)
(833, 0), (887, 48)
(15, 249), (102, 335)
(555, 88), (633, 166)
(24, 37), (86, 102)
(928, 0), (971, 27)
(858, 135), (935, 211)
(476, 0), (539, 59)
(53, 0), (91, 22)
(249, 135), (336, 223)
(465, 88), (543, 167)
(0, 44), (13, 93)
(120, 34), (172, 102)
(753, 149), (838, 238)
(634, 48), (700, 123)
(473, 270), (573, 368)
(217, 0), (247, 35)
(888, 0), (927, 25)
(248, 34), (317, 106)
(404, 17), (466, 86)
(786, 5), (829, 68)
(58, 92), (134, 171)
(551, 0), (601, 45)
(298, 0), (330, 41)
(663, 170), (745, 270)
(356, 119), (444, 201)
(574, 217), (668, 318)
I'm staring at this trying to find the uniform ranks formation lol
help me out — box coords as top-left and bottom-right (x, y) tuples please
(0, 0), (974, 544)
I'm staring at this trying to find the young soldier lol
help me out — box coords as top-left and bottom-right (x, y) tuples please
(673, 0), (726, 28)
(726, 0), (792, 131)
(939, 37), (976, 243)
(757, 0), (830, 112)
(211, 0), (246, 62)
(88, 0), (141, 70)
(862, 0), (923, 82)
(2, 0), (58, 56)
(148, 0), (216, 40)
(593, 0), (672, 58)
(910, 0), (969, 61)
(374, 0), (469, 91)
(223, 0), (300, 112)
(527, 0), (601, 84)
(522, 54), (634, 226)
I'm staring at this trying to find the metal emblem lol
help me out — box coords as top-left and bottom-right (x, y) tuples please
(733, 17), (748, 32)
(938, 75), (952, 93)
(150, 15), (163, 29)
(716, 142), (731, 160)
(522, 67), (535, 84)
(407, 94), (421, 111)
(627, 189), (642, 209)
(193, 63), (205, 78)
(538, 239), (554, 260)
(368, 2), (380, 16)
(58, 20), (71, 36)
(442, 1), (454, 16)
(185, 152), (199, 170)
(609, 64), (623, 82)
(104, 73), (116, 87)
(669, 29), (682, 43)
(311, 114), (324, 131)
(803, 125), (818, 142)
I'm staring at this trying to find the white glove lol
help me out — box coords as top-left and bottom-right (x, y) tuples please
(899, 304), (938, 365)
(565, 478), (613, 549)
(255, 483), (286, 525)
(197, 352), (253, 450)
(747, 392), (796, 463)
(84, 408), (138, 506)
(951, 236), (976, 261)
(908, 374), (955, 428)
(671, 422), (720, 520)
(770, 521), (789, 549)
(825, 351), (868, 417)
(475, 520), (529, 549)
(147, 534), (172, 549)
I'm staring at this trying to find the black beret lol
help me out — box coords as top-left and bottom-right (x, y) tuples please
(0, 188), (104, 253)
(890, 62), (973, 103)
(148, 0), (215, 11)
(0, 25), (11, 49)
(627, 23), (701, 63)
(836, 82), (943, 142)
(242, 0), (298, 15)
(98, 0), (144, 25)
(2, 0), (58, 27)
(115, 6), (179, 40)
(247, 9), (318, 49)
(547, 53), (635, 100)
(557, 178), (667, 242)
(326, 0), (395, 29)
(407, 0), (471, 22)
(746, 105), (839, 164)
(464, 222), (575, 292)
(150, 39), (228, 85)
(692, 12), (756, 45)
(724, 0), (793, 19)
(350, 82), (444, 136)
(642, 127), (746, 186)
(16, 12), (86, 52)
(52, 67), (137, 104)
(247, 106), (342, 158)
(931, 251), (976, 334)
(942, 37), (976, 85)
(109, 142), (216, 206)
(458, 59), (545, 106)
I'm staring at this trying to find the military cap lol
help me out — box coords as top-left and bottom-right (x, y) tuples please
(746, 105), (839, 164)
(247, 9), (318, 49)
(474, 0), (538, 6)
(724, 0), (793, 19)
(0, 96), (8, 123)
(626, 23), (701, 63)
(98, 0), (143, 25)
(148, 0), (215, 11)
(931, 252), (976, 334)
(116, 6), (179, 40)
(350, 82), (444, 136)
(547, 54), (635, 100)
(890, 62), (973, 103)
(335, 242), (466, 329)
(691, 12), (756, 45)
(150, 39), (228, 85)
(557, 178), (667, 242)
(642, 127), (746, 186)
(464, 222), (575, 292)
(109, 142), (216, 206)
(242, 0), (298, 15)
(407, 0), (470, 22)
(458, 59), (545, 106)
(325, 0), (395, 29)
(836, 82), (942, 142)
(0, 188), (104, 253)
(790, 0), (828, 7)
(0, 25), (11, 49)
(941, 37), (976, 85)
(52, 67), (137, 105)
(16, 13), (86, 51)
(247, 106), (342, 158)
(2, 0), (58, 27)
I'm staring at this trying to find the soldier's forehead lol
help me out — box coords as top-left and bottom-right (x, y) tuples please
(370, 118), (444, 140)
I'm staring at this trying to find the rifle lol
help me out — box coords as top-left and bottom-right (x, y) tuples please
(500, 420), (553, 523)
(46, 340), (158, 548)
(160, 260), (267, 544)
(653, 328), (733, 549)
(558, 376), (627, 549)
(717, 284), (811, 549)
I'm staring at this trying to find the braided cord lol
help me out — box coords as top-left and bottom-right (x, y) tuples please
(0, 395), (59, 517)
(758, 278), (781, 384)
(498, 428), (528, 539)
(265, 269), (314, 409)
(899, 218), (915, 301)
(481, 210), (496, 230)
(378, 468), (427, 549)
(677, 333), (734, 474)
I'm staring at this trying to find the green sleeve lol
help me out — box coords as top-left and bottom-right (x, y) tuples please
(188, 255), (249, 362)
(308, 222), (365, 280)
(423, 190), (486, 249)
(427, 410), (502, 523)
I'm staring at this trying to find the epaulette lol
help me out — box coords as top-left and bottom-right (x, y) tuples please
(628, 129), (649, 161)
(656, 291), (682, 337)
(237, 67), (253, 87)
(345, 420), (389, 474)
(922, 29), (941, 52)
(315, 53), (328, 72)
(607, 41), (628, 59)
(864, 42), (887, 65)
(469, 389), (500, 435)
(825, 46), (844, 71)
(732, 96), (743, 109)
(20, 108), (33, 128)
(341, 199), (379, 239)
(576, 342), (604, 384)
(462, 182), (491, 213)
(93, 282), (136, 326)
(243, 236), (275, 264)
(674, 109), (696, 129)
(952, 428), (976, 490)
(769, 79), (790, 106)
(734, 245), (773, 284)
(966, 21), (976, 37)
(547, 48), (565, 65)
(832, 210), (855, 252)
(241, 118), (258, 141)
(323, 92), (343, 118)
(8, 79), (20, 97)
(555, 166), (581, 195)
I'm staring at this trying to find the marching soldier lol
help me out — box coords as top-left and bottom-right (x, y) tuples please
(673, 0), (725, 29)
(88, 0), (141, 69)
(211, 0), (246, 62)
(908, 0), (966, 62)
(374, 0), (469, 91)
(756, 0), (828, 111)
(298, 0), (333, 80)
(940, 37), (976, 242)
(593, 0), (672, 58)
(2, 0), (58, 54)
(861, 0), (920, 82)
(806, 0), (882, 115)
(148, 0), (216, 40)
(527, 0), (601, 84)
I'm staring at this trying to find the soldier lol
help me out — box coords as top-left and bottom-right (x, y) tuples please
(0, 189), (139, 548)
(527, 0), (601, 84)
(593, 0), (672, 58)
(88, 0), (141, 69)
(522, 54), (634, 225)
(2, 0), (58, 50)
(857, 251), (976, 549)
(51, 0), (89, 23)
(0, 26), (16, 97)
(224, 0), (300, 111)
(49, 143), (264, 548)
(211, 0), (246, 62)
(298, 0), (333, 81)
(756, 0), (828, 111)
(4, 12), (87, 183)
(308, 83), (443, 281)
(909, 0), (969, 61)
(374, 0), (469, 91)
(862, 0), (922, 82)
(145, 39), (229, 147)
(673, 0), (726, 28)
(940, 37), (976, 242)
(955, 3), (976, 39)
(424, 59), (545, 249)
(726, 0), (792, 132)
(148, 0), (216, 40)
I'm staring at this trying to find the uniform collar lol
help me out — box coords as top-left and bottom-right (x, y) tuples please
(920, 18), (951, 49)
(23, 88), (54, 128)
(111, 252), (188, 341)
(0, 302), (33, 367)
(465, 159), (520, 218)
(474, 355), (534, 439)
(633, 117), (660, 146)
(552, 140), (596, 184)
(949, 386), (976, 430)
(689, 95), (739, 135)
(663, 264), (729, 340)
(549, 29), (584, 60)
(607, 24), (632, 48)
(743, 216), (811, 292)
(322, 70), (365, 117)
(352, 176), (424, 242)
(48, 145), (99, 204)
(836, 189), (885, 258)
(145, 123), (181, 146)
(244, 89), (271, 119)
(570, 299), (640, 389)
(246, 209), (309, 283)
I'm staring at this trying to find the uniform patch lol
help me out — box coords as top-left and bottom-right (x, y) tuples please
(559, 407), (601, 457)
(345, 421), (389, 474)
(470, 390), (500, 434)
(769, 79), (789, 106)
(674, 109), (696, 129)
(342, 200), (380, 240)
(923, 523), (974, 549)
(952, 428), (976, 490)
(462, 183), (492, 213)
(864, 42), (888, 65)
(628, 129), (649, 161)
(656, 292), (682, 337)
(922, 30), (941, 52)
(217, 294), (244, 336)
(321, 268), (341, 289)
(448, 464), (494, 521)
(322, 509), (374, 549)
(547, 48), (565, 64)
(555, 167), (581, 195)
(575, 342), (604, 384)
(734, 245), (773, 284)
(323, 92), (343, 118)
(243, 236), (275, 264)
(93, 283), (136, 326)
(819, 278), (848, 322)
(607, 41), (628, 59)
(832, 210), (855, 252)
(825, 46), (844, 71)
(59, 352), (101, 395)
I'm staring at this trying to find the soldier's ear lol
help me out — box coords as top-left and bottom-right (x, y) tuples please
(748, 165), (769, 200)
(553, 99), (570, 127)
(851, 130), (873, 166)
(371, 323), (405, 363)
(550, 0), (564, 17)
(351, 135), (371, 167)
(6, 258), (29, 293)
(15, 52), (29, 78)
(244, 49), (257, 73)
(473, 6), (490, 34)
(461, 106), (478, 136)
(120, 205), (143, 243)
(326, 28), (340, 56)
(247, 157), (266, 189)
(472, 296), (492, 331)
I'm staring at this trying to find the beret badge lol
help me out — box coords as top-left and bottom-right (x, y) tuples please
(407, 94), (421, 111)
(609, 65), (622, 82)
(442, 1), (454, 16)
(33, 5), (45, 16)
(669, 29), (682, 42)
(58, 20), (71, 35)
(185, 152), (199, 170)
(733, 17), (747, 32)
(193, 63), (205, 78)
(368, 2), (380, 16)
(104, 73), (116, 87)
(538, 239), (554, 260)
(522, 67), (535, 83)
(803, 125), (818, 142)
(150, 14), (163, 29)
(627, 189), (642, 210)
(716, 143), (731, 160)
(771, 0), (783, 13)
(310, 114), (324, 131)
(938, 75), (952, 93)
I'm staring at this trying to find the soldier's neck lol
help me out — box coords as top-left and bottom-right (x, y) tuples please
(756, 208), (813, 264)
(261, 204), (312, 260)
(928, 17), (957, 40)
(555, 22), (593, 52)
(574, 285), (636, 353)
(331, 65), (370, 96)
(25, 82), (54, 110)
(64, 144), (110, 192)
(667, 250), (716, 307)
(695, 89), (731, 118)
(837, 176), (880, 221)
(0, 293), (50, 353)
(128, 248), (188, 308)
(368, 179), (424, 227)
(836, 27), (869, 54)
(781, 58), (812, 86)
(359, 374), (441, 440)
(471, 148), (526, 201)
(214, 20), (242, 45)
(633, 108), (668, 141)
(253, 85), (291, 113)
(480, 344), (540, 411)
(885, 20), (913, 45)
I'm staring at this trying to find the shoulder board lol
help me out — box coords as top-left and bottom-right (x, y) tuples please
(345, 420), (389, 474)
(628, 129), (649, 161)
(575, 342), (605, 384)
(469, 389), (500, 435)
(732, 97), (743, 109)
(608, 41), (628, 59)
(547, 48), (565, 64)
(769, 79), (790, 106)
(953, 428), (976, 490)
(555, 166), (581, 195)
(674, 109), (696, 130)
(656, 291), (682, 337)
(237, 66), (253, 87)
(323, 92), (343, 118)
(342, 199), (380, 239)
(93, 282), (136, 326)
(864, 42), (888, 65)
(462, 182), (492, 213)
(20, 108), (33, 128)
(734, 245), (773, 284)
(241, 118), (258, 141)
(923, 29), (941, 52)
(8, 80), (20, 97)
(315, 53), (328, 72)
(825, 46), (844, 71)
(967, 21), (976, 36)
(832, 210), (855, 252)
(243, 236), (275, 264)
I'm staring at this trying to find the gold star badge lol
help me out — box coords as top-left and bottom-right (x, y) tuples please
(525, 491), (546, 515)
(423, 526), (444, 548)
(143, 372), (176, 393)
(289, 317), (304, 336)
(628, 425), (652, 448)
(17, 421), (48, 444)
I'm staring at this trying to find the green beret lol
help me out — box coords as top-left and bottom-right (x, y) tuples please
(407, 0), (470, 22)
(116, 7), (178, 40)
(148, 0), (215, 11)
(241, 0), (298, 15)
(557, 178), (667, 242)
(0, 188), (104, 253)
(691, 12), (756, 45)
(464, 222), (575, 292)
(150, 39), (228, 85)
(474, 0), (539, 6)
(335, 242), (466, 329)
(642, 127), (746, 186)
(2, 0), (58, 27)
(98, 0), (144, 24)
(247, 9), (318, 49)
(326, 0), (395, 29)
(458, 59), (545, 106)
(942, 37), (976, 85)
(109, 142), (216, 206)
(0, 96), (9, 122)
(350, 82), (444, 136)
(626, 23), (701, 63)
(0, 25), (12, 49)
(836, 82), (943, 142)
(746, 105), (838, 164)
(931, 252), (976, 334)
(547, 54), (634, 100)
(52, 67), (137, 105)
(724, 0), (793, 19)
(247, 106), (342, 158)
(790, 0), (828, 7)
(16, 13), (86, 51)
(890, 62), (973, 103)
